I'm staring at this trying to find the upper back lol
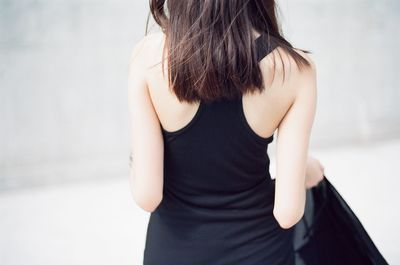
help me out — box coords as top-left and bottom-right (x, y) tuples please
(135, 31), (312, 142)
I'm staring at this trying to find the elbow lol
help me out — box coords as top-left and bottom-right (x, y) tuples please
(273, 206), (304, 229)
(132, 192), (163, 213)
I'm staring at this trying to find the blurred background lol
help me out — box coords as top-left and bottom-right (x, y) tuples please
(0, 0), (399, 264)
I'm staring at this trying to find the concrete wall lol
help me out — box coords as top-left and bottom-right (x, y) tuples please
(280, 0), (400, 145)
(1, 0), (399, 190)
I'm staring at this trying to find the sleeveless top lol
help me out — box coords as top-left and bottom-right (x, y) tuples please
(143, 32), (295, 265)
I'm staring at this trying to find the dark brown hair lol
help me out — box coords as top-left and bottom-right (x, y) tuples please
(147, 0), (311, 103)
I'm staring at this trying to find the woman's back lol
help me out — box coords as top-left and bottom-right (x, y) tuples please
(142, 31), (300, 141)
(128, 30), (316, 265)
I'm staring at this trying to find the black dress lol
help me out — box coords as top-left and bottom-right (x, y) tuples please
(141, 32), (389, 265)
(143, 32), (295, 265)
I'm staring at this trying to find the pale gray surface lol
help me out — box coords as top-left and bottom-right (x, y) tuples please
(0, 139), (399, 265)
(0, 0), (149, 189)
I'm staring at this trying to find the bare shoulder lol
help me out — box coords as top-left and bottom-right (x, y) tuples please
(129, 32), (166, 69)
(128, 32), (166, 95)
(292, 48), (316, 71)
(256, 45), (317, 116)
(261, 46), (316, 92)
(269, 46), (315, 77)
(290, 48), (317, 90)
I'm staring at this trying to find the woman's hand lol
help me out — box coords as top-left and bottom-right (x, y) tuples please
(305, 155), (325, 189)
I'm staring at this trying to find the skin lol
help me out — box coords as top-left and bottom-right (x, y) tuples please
(128, 31), (323, 229)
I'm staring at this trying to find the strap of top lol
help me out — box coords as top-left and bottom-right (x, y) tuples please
(255, 32), (279, 62)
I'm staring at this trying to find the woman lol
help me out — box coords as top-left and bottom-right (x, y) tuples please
(128, 1), (325, 264)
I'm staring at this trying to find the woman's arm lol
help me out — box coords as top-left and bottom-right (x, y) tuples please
(127, 37), (164, 213)
(273, 51), (317, 229)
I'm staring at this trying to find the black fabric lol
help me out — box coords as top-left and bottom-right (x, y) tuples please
(292, 175), (389, 265)
(255, 32), (279, 62)
(143, 32), (293, 265)
(141, 31), (388, 265)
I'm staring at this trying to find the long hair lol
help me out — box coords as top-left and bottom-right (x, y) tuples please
(147, 0), (311, 104)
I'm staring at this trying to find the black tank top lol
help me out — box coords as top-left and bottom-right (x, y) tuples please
(143, 32), (295, 265)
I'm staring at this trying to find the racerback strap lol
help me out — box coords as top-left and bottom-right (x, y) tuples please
(255, 32), (279, 62)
